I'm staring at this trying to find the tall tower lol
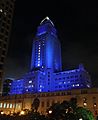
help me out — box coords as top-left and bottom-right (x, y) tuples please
(0, 0), (15, 95)
(31, 17), (62, 72)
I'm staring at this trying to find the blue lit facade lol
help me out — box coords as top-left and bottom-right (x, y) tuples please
(9, 17), (91, 95)
(31, 17), (62, 72)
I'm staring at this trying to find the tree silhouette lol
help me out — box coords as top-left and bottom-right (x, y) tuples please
(31, 97), (40, 112)
(47, 97), (94, 120)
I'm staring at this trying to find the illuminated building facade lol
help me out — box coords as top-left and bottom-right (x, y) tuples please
(9, 17), (91, 95)
(0, 0), (15, 95)
(0, 88), (98, 117)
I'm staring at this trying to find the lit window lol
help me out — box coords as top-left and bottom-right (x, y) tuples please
(16, 104), (19, 108)
(10, 104), (12, 108)
(28, 85), (31, 88)
(39, 89), (42, 92)
(13, 104), (15, 108)
(59, 82), (62, 85)
(38, 52), (40, 54)
(26, 89), (28, 91)
(9, 83), (11, 85)
(32, 85), (34, 87)
(0, 103), (3, 108)
(38, 64), (40, 66)
(73, 84), (75, 87)
(0, 9), (3, 12)
(39, 47), (40, 49)
(75, 84), (79, 86)
(7, 103), (9, 108)
(40, 85), (42, 87)
(87, 84), (90, 88)
(3, 103), (6, 108)
(38, 61), (40, 63)
(39, 50), (40, 52)
(38, 58), (40, 60)
(29, 81), (32, 83)
(4, 12), (7, 16)
(64, 82), (66, 84)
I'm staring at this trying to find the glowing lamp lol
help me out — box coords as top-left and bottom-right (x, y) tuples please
(49, 110), (52, 114)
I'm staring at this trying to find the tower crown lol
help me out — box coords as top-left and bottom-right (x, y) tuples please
(31, 17), (62, 71)
(40, 16), (54, 26)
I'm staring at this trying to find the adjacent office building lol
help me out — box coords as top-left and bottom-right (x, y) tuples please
(9, 17), (91, 95)
(0, 0), (15, 95)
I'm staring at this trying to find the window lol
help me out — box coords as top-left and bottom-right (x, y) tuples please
(0, 34), (3, 39)
(29, 81), (32, 83)
(3, 103), (6, 108)
(48, 82), (50, 85)
(47, 101), (50, 107)
(75, 75), (78, 78)
(1, 28), (4, 33)
(1, 57), (4, 62)
(2, 50), (6, 55)
(0, 9), (3, 12)
(67, 91), (71, 95)
(7, 103), (9, 108)
(52, 100), (55, 105)
(81, 90), (87, 94)
(10, 104), (12, 108)
(13, 104), (15, 108)
(16, 104), (19, 108)
(0, 103), (3, 108)
(41, 101), (44, 107)
(5, 31), (9, 35)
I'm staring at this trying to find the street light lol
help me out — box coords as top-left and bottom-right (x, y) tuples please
(49, 110), (52, 114)
(1, 111), (4, 115)
(20, 110), (25, 115)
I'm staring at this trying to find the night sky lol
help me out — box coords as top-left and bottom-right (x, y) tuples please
(5, 0), (98, 87)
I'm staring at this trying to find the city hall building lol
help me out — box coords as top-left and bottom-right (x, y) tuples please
(0, 17), (97, 116)
(10, 17), (91, 94)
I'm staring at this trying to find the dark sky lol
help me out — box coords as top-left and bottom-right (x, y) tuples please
(5, 0), (98, 87)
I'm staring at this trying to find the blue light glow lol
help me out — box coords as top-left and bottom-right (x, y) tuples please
(9, 17), (92, 95)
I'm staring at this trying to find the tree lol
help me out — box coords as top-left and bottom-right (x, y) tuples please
(46, 97), (94, 120)
(76, 107), (94, 120)
(31, 97), (40, 112)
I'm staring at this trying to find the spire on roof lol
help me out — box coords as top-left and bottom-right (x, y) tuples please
(40, 16), (54, 26)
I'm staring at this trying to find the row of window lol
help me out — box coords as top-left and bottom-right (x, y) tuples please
(55, 75), (82, 80)
(1, 1), (14, 9)
(55, 83), (80, 89)
(0, 103), (20, 109)
(0, 34), (8, 42)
